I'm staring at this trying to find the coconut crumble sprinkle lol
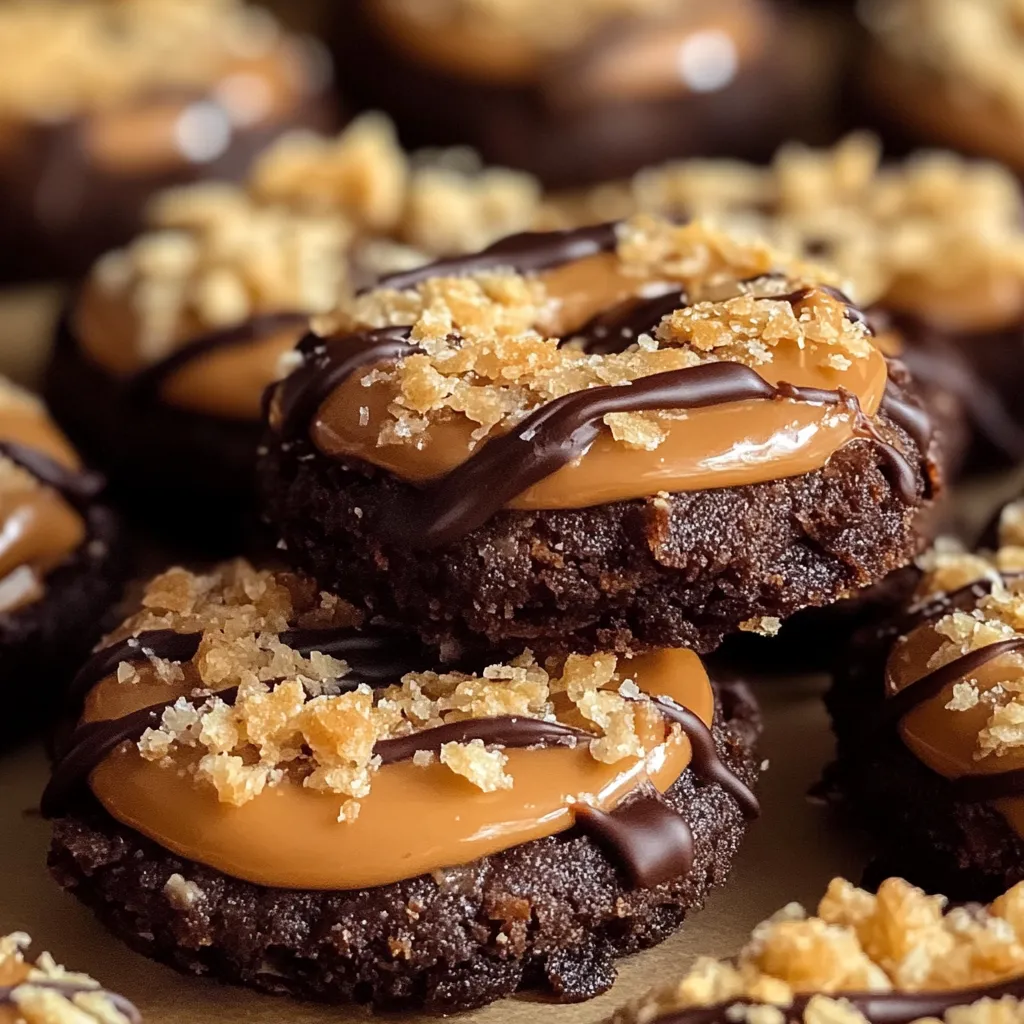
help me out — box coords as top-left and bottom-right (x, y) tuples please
(0, 932), (135, 1024)
(609, 876), (1024, 1024)
(550, 133), (1024, 321)
(98, 563), (666, 811)
(92, 113), (541, 366)
(320, 216), (868, 453)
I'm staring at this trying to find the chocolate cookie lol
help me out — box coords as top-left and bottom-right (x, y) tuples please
(0, 378), (123, 746)
(44, 115), (543, 545)
(331, 0), (827, 188)
(860, 0), (1024, 177)
(259, 217), (940, 658)
(0, 0), (335, 283)
(45, 561), (761, 1013)
(0, 932), (140, 1023)
(547, 133), (1024, 472)
(606, 874), (1024, 1024)
(827, 498), (1024, 901)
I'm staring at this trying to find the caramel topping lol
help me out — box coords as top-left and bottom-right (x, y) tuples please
(297, 217), (899, 516)
(608, 876), (1024, 1024)
(57, 562), (727, 890)
(551, 134), (1024, 333)
(0, 381), (89, 613)
(0, 932), (139, 1024)
(882, 502), (1024, 838)
(86, 646), (710, 889)
(74, 114), (542, 419)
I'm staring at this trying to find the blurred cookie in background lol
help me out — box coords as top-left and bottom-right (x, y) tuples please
(860, 0), (1024, 174)
(330, 0), (836, 187)
(546, 134), (1024, 476)
(44, 115), (542, 546)
(0, 0), (335, 282)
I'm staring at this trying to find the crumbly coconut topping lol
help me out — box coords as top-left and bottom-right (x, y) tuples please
(373, 0), (682, 53)
(0, 932), (134, 1024)
(92, 114), (541, 363)
(610, 876), (1024, 1024)
(900, 501), (1024, 762)
(862, 0), (1024, 121)
(0, 0), (284, 121)
(550, 134), (1024, 316)
(320, 216), (867, 450)
(106, 564), (662, 810)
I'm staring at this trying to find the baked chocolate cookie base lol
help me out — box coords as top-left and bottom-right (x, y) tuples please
(825, 628), (1024, 902)
(44, 312), (265, 552)
(259, 396), (939, 659)
(49, 684), (760, 1013)
(1, 503), (123, 747)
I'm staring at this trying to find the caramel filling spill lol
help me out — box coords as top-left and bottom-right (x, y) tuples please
(889, 629), (1024, 838)
(86, 647), (711, 890)
(0, 407), (86, 613)
(314, 334), (888, 510)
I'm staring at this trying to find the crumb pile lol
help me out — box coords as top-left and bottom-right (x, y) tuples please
(324, 216), (868, 452)
(550, 135), (1024, 318)
(0, 0), (284, 120)
(0, 932), (136, 1024)
(611, 876), (1024, 1024)
(92, 114), (541, 363)
(107, 562), (666, 814)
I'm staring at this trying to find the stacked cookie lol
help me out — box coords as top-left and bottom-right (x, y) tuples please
(45, 215), (941, 1011)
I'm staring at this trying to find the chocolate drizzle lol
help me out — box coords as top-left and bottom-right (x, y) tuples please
(271, 326), (414, 439)
(0, 441), (104, 510)
(575, 789), (696, 888)
(374, 223), (619, 291)
(0, 978), (141, 1023)
(652, 975), (1024, 1024)
(266, 222), (930, 549)
(46, 621), (756, 890)
(370, 364), (921, 549)
(65, 624), (429, 713)
(570, 287), (687, 354)
(121, 310), (307, 402)
(880, 588), (1024, 802)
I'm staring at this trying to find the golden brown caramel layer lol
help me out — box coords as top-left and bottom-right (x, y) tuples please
(0, 396), (86, 613)
(86, 647), (711, 890)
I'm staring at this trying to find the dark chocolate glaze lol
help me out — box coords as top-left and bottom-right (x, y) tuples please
(575, 790), (695, 888)
(648, 695), (759, 818)
(45, 624), (755, 890)
(264, 223), (928, 547)
(0, 978), (141, 1023)
(65, 624), (429, 713)
(128, 311), (308, 403)
(0, 441), (104, 509)
(882, 637), (1024, 727)
(271, 326), (414, 439)
(651, 975), (1024, 1024)
(374, 223), (619, 292)
(375, 715), (589, 764)
(371, 364), (921, 550)
(570, 287), (687, 354)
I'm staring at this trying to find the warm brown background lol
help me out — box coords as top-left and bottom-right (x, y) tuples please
(0, 288), (1019, 1024)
